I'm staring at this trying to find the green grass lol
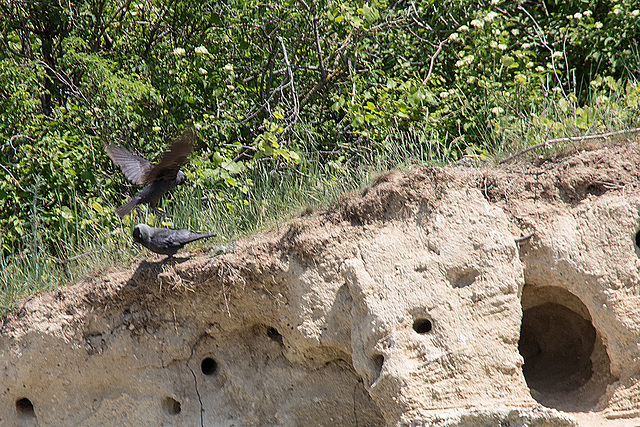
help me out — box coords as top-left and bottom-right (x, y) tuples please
(488, 79), (640, 160)
(150, 130), (450, 237)
(2, 80), (640, 315)
(0, 131), (445, 314)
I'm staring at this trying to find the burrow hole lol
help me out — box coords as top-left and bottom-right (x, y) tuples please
(201, 357), (218, 376)
(267, 326), (284, 345)
(163, 396), (181, 415)
(635, 230), (640, 250)
(413, 318), (432, 334)
(519, 285), (614, 411)
(16, 397), (36, 418)
(447, 267), (480, 288)
(372, 354), (384, 378)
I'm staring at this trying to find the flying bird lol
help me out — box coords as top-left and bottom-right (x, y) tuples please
(132, 223), (216, 259)
(105, 129), (194, 217)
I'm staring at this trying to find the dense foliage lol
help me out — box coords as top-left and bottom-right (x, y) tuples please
(1, 0), (639, 256)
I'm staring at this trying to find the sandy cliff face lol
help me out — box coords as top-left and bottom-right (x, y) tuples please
(2, 142), (640, 426)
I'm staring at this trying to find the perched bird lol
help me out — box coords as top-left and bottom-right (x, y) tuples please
(105, 129), (194, 217)
(132, 223), (216, 259)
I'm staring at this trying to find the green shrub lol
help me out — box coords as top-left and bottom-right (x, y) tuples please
(0, 0), (638, 258)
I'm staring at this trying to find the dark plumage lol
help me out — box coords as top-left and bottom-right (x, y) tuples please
(132, 223), (216, 259)
(105, 129), (194, 216)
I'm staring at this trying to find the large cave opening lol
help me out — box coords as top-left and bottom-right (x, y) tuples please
(518, 285), (614, 411)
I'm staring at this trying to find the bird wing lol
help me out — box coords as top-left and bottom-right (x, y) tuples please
(105, 144), (154, 185)
(146, 227), (215, 256)
(144, 129), (194, 183)
(164, 229), (215, 245)
(152, 228), (186, 250)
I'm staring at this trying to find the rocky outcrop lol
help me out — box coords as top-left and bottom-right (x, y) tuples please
(2, 142), (640, 426)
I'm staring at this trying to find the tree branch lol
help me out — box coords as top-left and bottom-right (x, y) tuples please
(422, 39), (447, 85)
(499, 127), (640, 164)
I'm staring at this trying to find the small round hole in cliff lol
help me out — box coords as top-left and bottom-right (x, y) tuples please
(163, 397), (181, 415)
(519, 285), (613, 411)
(413, 318), (432, 334)
(201, 357), (218, 376)
(16, 397), (35, 418)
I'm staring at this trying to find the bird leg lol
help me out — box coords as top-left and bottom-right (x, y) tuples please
(159, 254), (174, 268)
(151, 206), (170, 219)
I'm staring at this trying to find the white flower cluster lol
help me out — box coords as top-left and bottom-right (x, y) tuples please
(567, 10), (592, 20)
(484, 11), (499, 22)
(455, 55), (475, 67)
(564, 8), (607, 29)
(172, 46), (210, 56)
(489, 41), (507, 50)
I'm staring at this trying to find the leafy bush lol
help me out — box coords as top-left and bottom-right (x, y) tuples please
(0, 0), (639, 260)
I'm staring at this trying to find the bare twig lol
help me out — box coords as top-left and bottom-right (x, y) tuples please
(277, 36), (298, 119)
(0, 163), (27, 192)
(37, 60), (92, 106)
(58, 250), (103, 264)
(517, 6), (567, 98)
(56, 249), (103, 280)
(312, 16), (326, 80)
(499, 127), (640, 164)
(410, 1), (433, 31)
(6, 133), (35, 151)
(422, 39), (447, 85)
(515, 234), (534, 243)
(302, 28), (353, 106)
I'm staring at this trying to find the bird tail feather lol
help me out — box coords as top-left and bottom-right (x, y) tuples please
(115, 197), (140, 217)
(188, 232), (217, 243)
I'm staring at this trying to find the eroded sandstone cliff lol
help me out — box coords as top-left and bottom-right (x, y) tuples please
(3, 141), (640, 426)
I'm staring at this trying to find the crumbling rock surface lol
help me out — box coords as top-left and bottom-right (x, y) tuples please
(2, 141), (640, 426)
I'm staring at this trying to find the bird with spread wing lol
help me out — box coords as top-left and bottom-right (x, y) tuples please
(105, 129), (194, 217)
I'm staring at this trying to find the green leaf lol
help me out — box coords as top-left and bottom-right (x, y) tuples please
(213, 152), (225, 165)
(91, 201), (104, 214)
(350, 16), (363, 27)
(363, 4), (379, 24)
(558, 98), (568, 113)
(60, 206), (74, 220)
(223, 161), (246, 174)
(501, 55), (515, 68)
